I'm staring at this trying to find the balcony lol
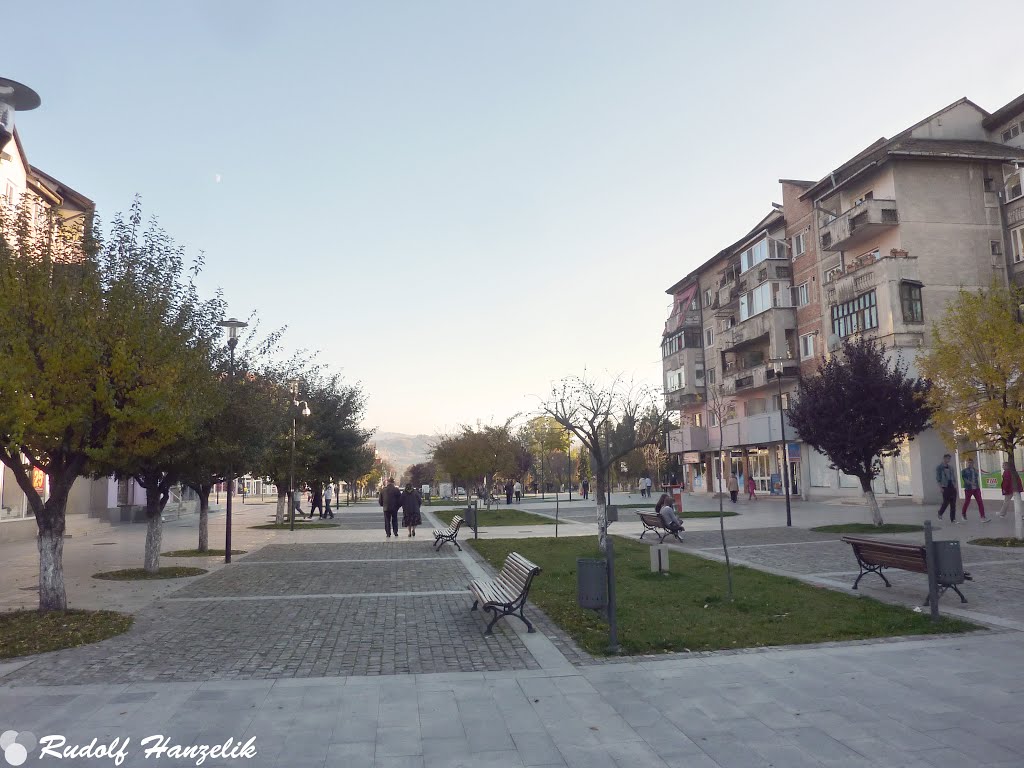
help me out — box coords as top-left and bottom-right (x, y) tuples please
(665, 390), (703, 408)
(819, 198), (898, 252)
(667, 425), (709, 453)
(720, 307), (797, 352)
(663, 307), (701, 336)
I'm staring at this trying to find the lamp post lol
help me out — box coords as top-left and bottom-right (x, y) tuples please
(288, 378), (311, 532)
(567, 428), (573, 501)
(0, 78), (41, 152)
(769, 353), (793, 527)
(218, 317), (248, 563)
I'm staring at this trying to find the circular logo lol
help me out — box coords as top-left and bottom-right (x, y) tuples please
(0, 731), (36, 767)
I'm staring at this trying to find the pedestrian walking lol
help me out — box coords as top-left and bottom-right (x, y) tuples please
(638, 478), (646, 498)
(292, 488), (303, 518)
(504, 479), (514, 505)
(936, 453), (959, 523)
(960, 457), (988, 523)
(401, 483), (422, 537)
(998, 461), (1023, 518)
(324, 482), (334, 518)
(311, 485), (324, 519)
(746, 475), (757, 501)
(239, 484), (246, 504)
(581, 477), (590, 500)
(727, 473), (739, 504)
(645, 475), (653, 499)
(513, 480), (522, 503)
(379, 478), (402, 538)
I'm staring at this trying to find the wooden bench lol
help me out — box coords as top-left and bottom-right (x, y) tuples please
(433, 515), (465, 551)
(469, 552), (542, 635)
(636, 511), (684, 543)
(842, 535), (971, 604)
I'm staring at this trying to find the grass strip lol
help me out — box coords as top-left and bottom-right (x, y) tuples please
(468, 536), (976, 656)
(433, 508), (555, 526)
(968, 537), (1024, 548)
(0, 609), (133, 659)
(811, 523), (924, 534)
(93, 567), (207, 580)
(162, 549), (247, 557)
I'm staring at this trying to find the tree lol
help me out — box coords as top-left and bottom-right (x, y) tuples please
(920, 284), (1024, 538)
(406, 461), (437, 490)
(788, 336), (933, 526)
(89, 203), (225, 573)
(704, 384), (735, 598)
(432, 421), (519, 507)
(0, 198), (102, 609)
(543, 375), (670, 550)
(303, 372), (372, 496)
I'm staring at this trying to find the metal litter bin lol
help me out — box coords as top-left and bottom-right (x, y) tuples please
(577, 558), (608, 609)
(932, 540), (967, 584)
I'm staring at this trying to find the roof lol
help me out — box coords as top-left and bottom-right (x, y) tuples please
(982, 91), (1024, 130)
(777, 179), (816, 188)
(664, 208), (785, 295)
(28, 166), (94, 213)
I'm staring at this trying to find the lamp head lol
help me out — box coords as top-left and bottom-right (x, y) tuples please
(302, 405), (311, 417)
(218, 317), (248, 342)
(0, 78), (41, 153)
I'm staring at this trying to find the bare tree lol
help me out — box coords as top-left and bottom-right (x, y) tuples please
(543, 374), (670, 550)
(704, 384), (735, 598)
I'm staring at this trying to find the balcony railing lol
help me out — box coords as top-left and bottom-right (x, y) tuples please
(819, 198), (898, 252)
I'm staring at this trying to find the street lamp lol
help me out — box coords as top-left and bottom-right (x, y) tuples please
(768, 351), (793, 527)
(0, 78), (41, 152)
(288, 378), (311, 532)
(218, 317), (248, 563)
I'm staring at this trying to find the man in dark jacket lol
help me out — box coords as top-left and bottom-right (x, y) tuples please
(378, 478), (402, 538)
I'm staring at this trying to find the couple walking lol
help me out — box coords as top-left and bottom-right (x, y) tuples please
(936, 454), (1022, 523)
(378, 478), (422, 538)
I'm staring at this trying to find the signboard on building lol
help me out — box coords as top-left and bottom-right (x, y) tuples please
(682, 452), (702, 464)
(787, 443), (801, 459)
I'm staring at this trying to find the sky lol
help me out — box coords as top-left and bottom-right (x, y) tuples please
(5, 1), (1024, 436)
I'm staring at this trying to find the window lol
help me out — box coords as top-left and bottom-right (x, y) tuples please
(991, 240), (1003, 256)
(1003, 124), (1021, 142)
(792, 232), (806, 257)
(792, 283), (809, 306)
(858, 248), (880, 264)
(824, 266), (843, 283)
(739, 281), (784, 321)
(708, 410), (719, 427)
(661, 332), (681, 358)
(831, 290), (878, 338)
(721, 316), (734, 331)
(693, 412), (704, 427)
(854, 191), (874, 205)
(703, 289), (713, 307)
(799, 333), (815, 359)
(704, 327), (714, 347)
(706, 368), (716, 385)
(744, 398), (767, 417)
(772, 393), (790, 411)
(666, 369), (685, 392)
(1006, 170), (1023, 202)
(985, 177), (996, 192)
(739, 237), (786, 273)
(900, 282), (923, 323)
(1012, 227), (1024, 264)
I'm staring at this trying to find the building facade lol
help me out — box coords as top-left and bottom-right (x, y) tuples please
(663, 92), (1024, 504)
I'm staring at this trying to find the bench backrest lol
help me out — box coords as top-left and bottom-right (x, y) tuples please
(842, 536), (927, 573)
(497, 552), (541, 597)
(449, 515), (464, 533)
(637, 512), (662, 526)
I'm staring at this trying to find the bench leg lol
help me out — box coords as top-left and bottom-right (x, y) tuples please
(639, 529), (649, 541)
(671, 530), (684, 543)
(852, 564), (890, 590)
(471, 599), (479, 611)
(517, 605), (535, 633)
(950, 584), (968, 603)
(453, 539), (462, 552)
(483, 607), (501, 636)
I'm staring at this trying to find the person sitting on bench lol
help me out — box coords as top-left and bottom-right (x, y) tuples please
(654, 494), (684, 534)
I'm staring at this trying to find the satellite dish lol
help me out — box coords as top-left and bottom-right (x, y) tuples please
(827, 334), (840, 351)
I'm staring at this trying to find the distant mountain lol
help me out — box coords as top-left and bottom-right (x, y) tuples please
(373, 432), (435, 477)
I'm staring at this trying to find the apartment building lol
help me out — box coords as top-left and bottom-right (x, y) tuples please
(663, 92), (1024, 504)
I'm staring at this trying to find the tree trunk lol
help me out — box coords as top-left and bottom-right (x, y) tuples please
(276, 490), (287, 524)
(860, 477), (884, 526)
(143, 488), (163, 574)
(37, 508), (67, 611)
(197, 485), (212, 552)
(717, 435), (733, 599)
(595, 464), (609, 553)
(1007, 454), (1023, 541)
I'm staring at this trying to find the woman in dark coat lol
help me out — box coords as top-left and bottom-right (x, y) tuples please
(401, 484), (422, 537)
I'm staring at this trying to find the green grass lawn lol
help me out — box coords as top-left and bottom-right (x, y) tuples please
(0, 610), (133, 659)
(811, 523), (924, 534)
(93, 567), (207, 580)
(469, 536), (976, 656)
(163, 549), (247, 557)
(433, 508), (554, 526)
(969, 537), (1024, 547)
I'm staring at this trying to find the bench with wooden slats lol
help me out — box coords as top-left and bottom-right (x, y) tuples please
(469, 552), (542, 635)
(842, 535), (971, 603)
(637, 511), (684, 543)
(433, 515), (464, 551)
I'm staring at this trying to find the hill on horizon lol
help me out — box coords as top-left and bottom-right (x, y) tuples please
(373, 431), (435, 477)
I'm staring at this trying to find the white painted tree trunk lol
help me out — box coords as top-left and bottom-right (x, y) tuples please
(1015, 494), (1023, 541)
(38, 523), (67, 611)
(595, 466), (609, 553)
(862, 483), (885, 526)
(276, 490), (287, 524)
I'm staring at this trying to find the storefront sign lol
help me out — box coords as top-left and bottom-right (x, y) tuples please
(787, 443), (801, 459)
(682, 452), (701, 464)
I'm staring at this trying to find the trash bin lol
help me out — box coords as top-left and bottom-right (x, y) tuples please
(577, 558), (608, 609)
(464, 503), (478, 530)
(671, 486), (684, 512)
(932, 540), (967, 584)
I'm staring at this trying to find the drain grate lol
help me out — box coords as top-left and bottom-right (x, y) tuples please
(93, 542), (116, 546)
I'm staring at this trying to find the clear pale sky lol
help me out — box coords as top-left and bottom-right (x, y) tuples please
(6, 1), (1024, 435)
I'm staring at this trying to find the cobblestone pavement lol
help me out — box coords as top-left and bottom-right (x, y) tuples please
(2, 541), (542, 685)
